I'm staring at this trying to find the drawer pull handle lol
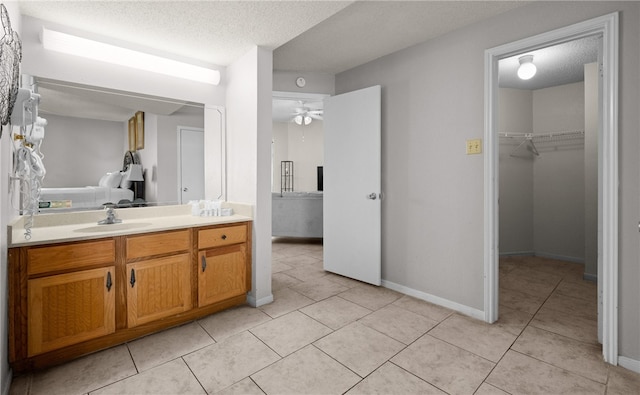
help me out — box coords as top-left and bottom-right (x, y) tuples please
(130, 269), (136, 287)
(201, 256), (207, 272)
(106, 272), (113, 292)
(221, 234), (227, 240)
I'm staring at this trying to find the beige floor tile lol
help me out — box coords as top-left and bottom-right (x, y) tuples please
(183, 331), (280, 394)
(338, 284), (402, 311)
(554, 279), (597, 302)
(8, 374), (30, 395)
(508, 265), (564, 286)
(271, 260), (293, 273)
(300, 296), (371, 330)
(499, 286), (546, 315)
(500, 272), (557, 298)
(272, 272), (303, 291)
(474, 382), (510, 395)
(358, 304), (438, 344)
(323, 272), (364, 288)
(292, 276), (349, 301)
(215, 378), (265, 395)
(258, 287), (314, 318)
(606, 365), (640, 395)
(314, 322), (405, 377)
(512, 326), (608, 383)
(428, 314), (518, 362)
(197, 305), (272, 341)
(391, 335), (494, 395)
(250, 311), (332, 357)
(495, 305), (533, 336)
(392, 295), (453, 322)
(486, 350), (605, 394)
(530, 305), (598, 344)
(278, 254), (322, 268)
(251, 345), (360, 395)
(542, 291), (597, 320)
(127, 321), (214, 372)
(346, 362), (445, 394)
(29, 345), (137, 395)
(283, 264), (328, 282)
(89, 358), (204, 395)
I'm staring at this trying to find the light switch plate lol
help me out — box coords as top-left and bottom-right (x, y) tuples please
(466, 139), (482, 155)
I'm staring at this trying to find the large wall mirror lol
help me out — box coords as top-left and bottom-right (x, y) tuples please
(31, 76), (205, 211)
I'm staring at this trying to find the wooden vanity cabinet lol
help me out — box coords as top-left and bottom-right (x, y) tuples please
(197, 224), (249, 307)
(11, 239), (117, 359)
(125, 230), (192, 327)
(9, 221), (251, 373)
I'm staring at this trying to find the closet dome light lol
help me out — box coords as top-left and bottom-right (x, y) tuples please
(517, 55), (537, 80)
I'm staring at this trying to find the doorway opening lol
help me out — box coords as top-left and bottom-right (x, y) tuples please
(484, 13), (619, 364)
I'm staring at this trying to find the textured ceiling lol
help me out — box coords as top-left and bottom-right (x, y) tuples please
(19, 1), (594, 121)
(499, 35), (600, 90)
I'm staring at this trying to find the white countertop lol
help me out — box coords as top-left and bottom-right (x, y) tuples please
(9, 202), (253, 247)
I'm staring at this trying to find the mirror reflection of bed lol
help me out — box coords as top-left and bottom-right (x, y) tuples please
(271, 91), (326, 239)
(39, 151), (144, 211)
(33, 77), (204, 211)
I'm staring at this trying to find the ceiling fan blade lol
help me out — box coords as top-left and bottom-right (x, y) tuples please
(309, 113), (323, 120)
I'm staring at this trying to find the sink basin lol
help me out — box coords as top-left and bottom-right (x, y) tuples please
(74, 223), (152, 233)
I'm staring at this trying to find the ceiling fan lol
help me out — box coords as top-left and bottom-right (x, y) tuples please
(291, 101), (323, 125)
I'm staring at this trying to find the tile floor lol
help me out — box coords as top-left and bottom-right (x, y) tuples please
(10, 238), (640, 395)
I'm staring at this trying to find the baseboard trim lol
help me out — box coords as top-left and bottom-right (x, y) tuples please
(583, 273), (598, 282)
(247, 293), (274, 308)
(533, 252), (585, 264)
(499, 251), (534, 257)
(618, 356), (640, 373)
(2, 370), (12, 395)
(382, 280), (485, 321)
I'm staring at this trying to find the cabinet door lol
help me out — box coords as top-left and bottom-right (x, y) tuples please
(28, 267), (115, 357)
(127, 253), (192, 327)
(198, 244), (247, 307)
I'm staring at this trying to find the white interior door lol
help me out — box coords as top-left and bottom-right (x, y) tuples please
(323, 85), (381, 285)
(179, 127), (204, 203)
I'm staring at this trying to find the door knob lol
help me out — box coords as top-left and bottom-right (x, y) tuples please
(183, 187), (189, 192)
(368, 193), (377, 200)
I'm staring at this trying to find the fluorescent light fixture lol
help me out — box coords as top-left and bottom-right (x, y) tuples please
(517, 55), (536, 80)
(41, 27), (220, 85)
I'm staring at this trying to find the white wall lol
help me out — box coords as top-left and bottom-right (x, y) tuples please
(334, 1), (639, 361)
(498, 88), (534, 254)
(40, 114), (125, 187)
(272, 121), (324, 192)
(226, 46), (273, 307)
(532, 82), (585, 261)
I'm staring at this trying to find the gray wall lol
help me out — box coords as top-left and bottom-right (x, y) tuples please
(335, 1), (639, 360)
(40, 114), (126, 187)
(499, 88), (534, 254)
(532, 82), (585, 262)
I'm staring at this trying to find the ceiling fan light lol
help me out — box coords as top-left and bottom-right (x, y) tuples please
(517, 55), (536, 80)
(304, 116), (312, 125)
(294, 115), (303, 125)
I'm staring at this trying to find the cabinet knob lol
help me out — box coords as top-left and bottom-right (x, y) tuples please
(106, 272), (112, 292)
(221, 235), (227, 240)
(130, 268), (136, 287)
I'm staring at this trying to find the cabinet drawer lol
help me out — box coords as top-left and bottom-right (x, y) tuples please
(198, 225), (247, 249)
(27, 240), (115, 276)
(126, 230), (190, 260)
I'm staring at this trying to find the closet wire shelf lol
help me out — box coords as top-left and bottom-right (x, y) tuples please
(499, 130), (585, 157)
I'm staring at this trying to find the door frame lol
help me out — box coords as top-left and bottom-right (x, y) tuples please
(177, 126), (205, 204)
(483, 13), (619, 363)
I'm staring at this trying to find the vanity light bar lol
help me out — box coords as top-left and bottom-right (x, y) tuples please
(41, 27), (220, 86)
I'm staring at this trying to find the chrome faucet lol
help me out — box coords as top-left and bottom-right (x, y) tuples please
(98, 206), (122, 225)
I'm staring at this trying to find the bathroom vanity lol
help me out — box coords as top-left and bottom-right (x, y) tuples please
(7, 205), (252, 373)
